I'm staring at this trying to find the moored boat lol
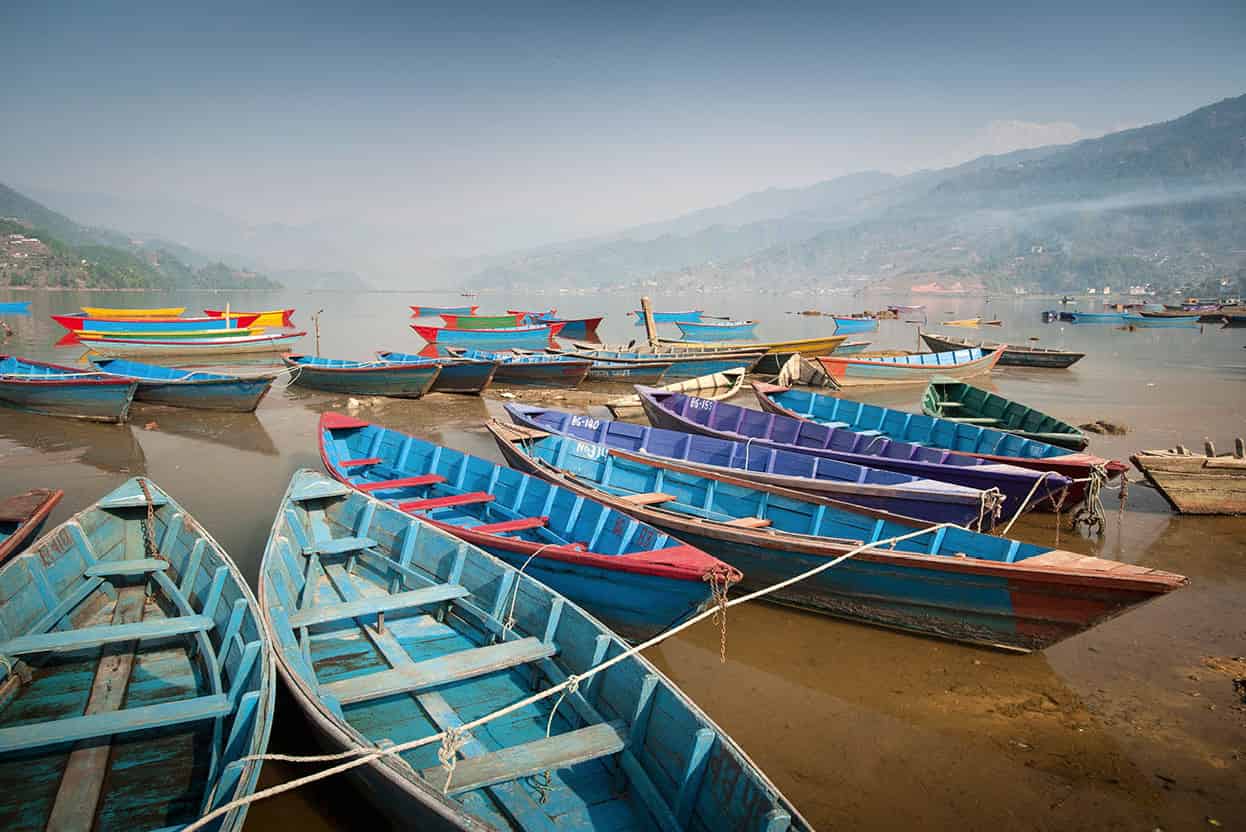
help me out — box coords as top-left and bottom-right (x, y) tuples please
(920, 332), (1085, 368)
(516, 313), (604, 338)
(204, 308), (296, 327)
(1123, 312), (1199, 327)
(1068, 311), (1128, 323)
(0, 301), (31, 314)
(632, 308), (703, 323)
(835, 340), (872, 354)
(830, 315), (878, 334)
(77, 330), (306, 357)
(657, 334), (848, 374)
(261, 467), (802, 830)
(439, 312), (524, 329)
(1131, 441), (1246, 514)
(285, 354), (441, 398)
(90, 357), (277, 412)
(1139, 309), (1201, 319)
(921, 378), (1088, 450)
(674, 319), (758, 341)
(70, 326), (266, 340)
(944, 318), (981, 328)
(0, 477), (274, 831)
(80, 305), (186, 317)
(490, 421), (1187, 652)
(413, 322), (565, 349)
(410, 304), (478, 317)
(559, 347), (762, 379)
(318, 414), (736, 640)
(818, 347), (1004, 387)
(0, 355), (137, 422)
(450, 348), (592, 387)
(53, 313), (260, 333)
(375, 350), (498, 394)
(604, 365), (747, 417)
(0, 487), (62, 565)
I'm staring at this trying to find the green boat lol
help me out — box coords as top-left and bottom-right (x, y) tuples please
(439, 312), (523, 329)
(921, 378), (1089, 451)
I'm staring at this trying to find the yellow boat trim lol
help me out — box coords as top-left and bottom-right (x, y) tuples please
(81, 306), (186, 317)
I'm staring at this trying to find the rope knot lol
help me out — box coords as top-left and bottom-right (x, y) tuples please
(436, 727), (469, 794)
(563, 673), (581, 696)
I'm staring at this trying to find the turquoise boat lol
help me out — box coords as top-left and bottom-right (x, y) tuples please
(674, 319), (758, 341)
(1123, 312), (1199, 327)
(376, 350), (498, 394)
(0, 477), (274, 831)
(558, 347), (762, 379)
(830, 316), (878, 334)
(632, 309), (703, 323)
(0, 301), (31, 315)
(1068, 311), (1128, 323)
(285, 354), (441, 398)
(450, 348), (592, 387)
(259, 469), (807, 829)
(0, 488), (62, 566)
(90, 357), (276, 412)
(0, 355), (137, 422)
(412, 322), (565, 350)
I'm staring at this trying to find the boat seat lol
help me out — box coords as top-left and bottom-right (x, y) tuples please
(821, 421), (850, 430)
(422, 720), (627, 796)
(303, 536), (377, 556)
(470, 516), (549, 534)
(950, 417), (999, 425)
(84, 558), (170, 577)
(0, 615), (214, 656)
(323, 636), (557, 705)
(0, 693), (232, 754)
(339, 457), (383, 468)
(937, 401), (965, 409)
(621, 492), (676, 506)
(288, 583), (469, 628)
(856, 430), (883, 437)
(399, 492), (494, 511)
(356, 474), (446, 493)
(723, 516), (772, 529)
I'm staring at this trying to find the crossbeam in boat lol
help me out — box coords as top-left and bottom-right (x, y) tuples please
(0, 614), (214, 656)
(0, 694), (232, 754)
(288, 583), (469, 628)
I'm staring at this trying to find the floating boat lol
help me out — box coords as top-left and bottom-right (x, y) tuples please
(583, 358), (672, 384)
(751, 382), (1126, 499)
(1131, 441), (1246, 514)
(830, 316), (878, 334)
(919, 332), (1085, 368)
(0, 301), (32, 314)
(505, 404), (1004, 529)
(509, 308), (557, 319)
(517, 314), (604, 339)
(0, 477), (274, 831)
(638, 388), (1073, 517)
(53, 313), (260, 333)
(438, 312), (525, 329)
(921, 379), (1088, 451)
(260, 468), (800, 830)
(818, 347), (1004, 387)
(78, 330), (306, 357)
(0, 487), (62, 565)
(375, 350), (497, 394)
(71, 326), (266, 340)
(0, 355), (137, 422)
(604, 366), (747, 417)
(632, 308), (703, 323)
(285, 355), (441, 398)
(560, 347), (762, 379)
(674, 319), (758, 341)
(413, 322), (565, 350)
(887, 304), (925, 313)
(450, 348), (592, 387)
(410, 304), (478, 317)
(944, 318), (981, 328)
(89, 357), (277, 412)
(317, 416), (736, 640)
(835, 340), (871, 355)
(1068, 311), (1128, 323)
(1139, 309), (1201, 319)
(1123, 312), (1199, 327)
(204, 308), (296, 327)
(490, 421), (1186, 652)
(80, 305), (186, 317)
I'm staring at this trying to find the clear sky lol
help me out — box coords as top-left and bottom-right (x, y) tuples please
(4, 0), (1245, 262)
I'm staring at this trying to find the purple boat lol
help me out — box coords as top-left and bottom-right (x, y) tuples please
(505, 403), (1005, 529)
(636, 388), (1072, 521)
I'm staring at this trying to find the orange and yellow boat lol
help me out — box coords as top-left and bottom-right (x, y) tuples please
(204, 308), (295, 327)
(81, 306), (186, 317)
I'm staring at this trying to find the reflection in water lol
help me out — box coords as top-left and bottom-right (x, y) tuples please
(143, 408), (280, 456)
(0, 412), (146, 475)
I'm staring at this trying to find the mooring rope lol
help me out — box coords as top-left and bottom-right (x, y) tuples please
(497, 543), (559, 643)
(997, 470), (1068, 537)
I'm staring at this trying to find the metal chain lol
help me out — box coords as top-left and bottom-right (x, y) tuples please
(704, 567), (732, 663)
(137, 478), (165, 562)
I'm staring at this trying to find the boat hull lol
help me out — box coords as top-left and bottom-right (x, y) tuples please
(920, 333), (1084, 368)
(80, 305), (185, 317)
(438, 313), (524, 328)
(0, 301), (31, 314)
(633, 309), (702, 323)
(53, 314), (258, 333)
(586, 361), (669, 383)
(412, 323), (564, 349)
(525, 315), (602, 338)
(1068, 312), (1127, 323)
(831, 316), (878, 334)
(204, 308), (295, 327)
(80, 331), (306, 356)
(605, 366), (746, 417)
(133, 377), (273, 411)
(410, 304), (477, 316)
(287, 359), (440, 398)
(375, 351), (497, 394)
(922, 379), (1088, 451)
(818, 347), (1003, 387)
(492, 358), (591, 386)
(1131, 451), (1246, 514)
(0, 376), (136, 422)
(674, 320), (758, 341)
(0, 488), (62, 565)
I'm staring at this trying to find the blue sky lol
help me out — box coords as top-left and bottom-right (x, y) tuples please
(4, 0), (1245, 260)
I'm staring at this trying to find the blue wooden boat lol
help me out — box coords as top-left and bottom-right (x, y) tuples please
(637, 387), (1073, 519)
(413, 322), (565, 350)
(1068, 311), (1127, 323)
(0, 488), (62, 566)
(559, 347), (763, 380)
(318, 413), (734, 641)
(0, 301), (31, 315)
(582, 358), (672, 384)
(830, 316), (878, 334)
(504, 403), (1004, 529)
(514, 312), (603, 338)
(450, 348), (592, 387)
(674, 319), (758, 341)
(632, 308), (703, 323)
(259, 469), (805, 830)
(818, 347), (1004, 387)
(376, 350), (498, 394)
(89, 357), (276, 412)
(410, 304), (477, 317)
(490, 422), (1187, 652)
(0, 477), (274, 831)
(1123, 312), (1199, 327)
(0, 355), (137, 423)
(834, 340), (871, 354)
(285, 354), (441, 398)
(52, 313), (257, 333)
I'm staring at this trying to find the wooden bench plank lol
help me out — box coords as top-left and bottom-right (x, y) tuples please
(621, 492), (676, 506)
(723, 516), (772, 529)
(399, 492), (494, 512)
(288, 583), (469, 628)
(303, 536), (377, 556)
(339, 457), (382, 467)
(84, 558), (170, 577)
(356, 474), (446, 493)
(470, 516), (549, 534)
(0, 694), (231, 754)
(0, 614), (213, 656)
(421, 720), (627, 795)
(324, 636), (556, 705)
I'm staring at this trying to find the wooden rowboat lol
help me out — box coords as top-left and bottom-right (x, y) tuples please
(516, 313), (604, 338)
(0, 301), (31, 315)
(631, 308), (702, 323)
(448, 348), (592, 387)
(285, 354), (441, 398)
(54, 313), (260, 333)
(558, 347), (762, 379)
(0, 355), (137, 422)
(921, 378), (1088, 451)
(674, 319), (758, 341)
(413, 322), (565, 350)
(0, 477), (274, 831)
(375, 350), (498, 394)
(490, 421), (1187, 653)
(1131, 441), (1246, 514)
(73, 326), (266, 340)
(409, 304), (478, 317)
(0, 487), (62, 566)
(78, 331), (306, 357)
(829, 316), (878, 334)
(1123, 312), (1199, 327)
(605, 365), (747, 417)
(438, 312), (524, 329)
(944, 318), (981, 327)
(919, 332), (1085, 368)
(1068, 311), (1127, 323)
(817, 347), (1004, 387)
(90, 357), (277, 412)
(658, 334), (849, 374)
(204, 308), (296, 327)
(260, 468), (803, 830)
(80, 306), (185, 317)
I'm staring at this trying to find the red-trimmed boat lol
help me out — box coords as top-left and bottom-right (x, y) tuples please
(0, 488), (62, 565)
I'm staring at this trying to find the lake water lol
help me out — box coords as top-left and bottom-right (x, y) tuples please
(2, 287), (1244, 830)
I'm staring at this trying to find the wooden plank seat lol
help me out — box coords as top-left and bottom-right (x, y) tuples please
(949, 417), (1000, 425)
(323, 636), (556, 705)
(937, 401), (965, 409)
(288, 583), (470, 628)
(399, 492), (495, 512)
(339, 457), (383, 468)
(822, 421), (850, 429)
(421, 720), (628, 796)
(0, 693), (232, 754)
(621, 492), (676, 506)
(356, 474), (446, 493)
(469, 516), (549, 534)
(0, 614), (214, 656)
(856, 429), (883, 437)
(723, 516), (772, 529)
(303, 536), (378, 556)
(84, 558), (169, 577)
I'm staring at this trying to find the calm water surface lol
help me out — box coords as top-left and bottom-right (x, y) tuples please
(2, 288), (1244, 830)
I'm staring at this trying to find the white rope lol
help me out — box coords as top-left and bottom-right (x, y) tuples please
(182, 520), (960, 832)
(499, 543), (559, 642)
(998, 470), (1068, 536)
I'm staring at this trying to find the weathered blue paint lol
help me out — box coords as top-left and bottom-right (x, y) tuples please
(89, 357), (275, 412)
(833, 340), (871, 354)
(0, 488), (61, 565)
(0, 355), (137, 422)
(375, 351), (497, 394)
(260, 469), (809, 830)
(561, 348), (763, 380)
(285, 354), (441, 398)
(0, 477), (274, 831)
(54, 314), (246, 333)
(829, 316), (878, 334)
(1067, 311), (1128, 323)
(0, 301), (31, 315)
(674, 320), (758, 341)
(632, 309), (703, 323)
(412, 323), (563, 350)
(449, 349), (592, 387)
(1123, 312), (1200, 327)
(517, 314), (603, 338)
